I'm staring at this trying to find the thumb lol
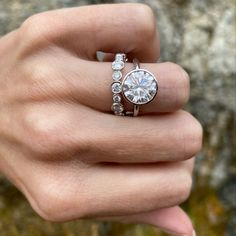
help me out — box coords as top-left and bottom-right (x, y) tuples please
(101, 206), (195, 236)
(131, 206), (195, 236)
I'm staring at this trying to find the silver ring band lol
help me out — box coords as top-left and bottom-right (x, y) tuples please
(132, 59), (140, 116)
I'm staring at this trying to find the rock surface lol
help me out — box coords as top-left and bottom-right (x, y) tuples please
(0, 0), (235, 235)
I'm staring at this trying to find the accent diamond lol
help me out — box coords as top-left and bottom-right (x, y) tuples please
(115, 54), (125, 61)
(113, 94), (122, 103)
(122, 69), (157, 105)
(112, 71), (122, 81)
(112, 61), (125, 70)
(112, 82), (122, 94)
(111, 103), (124, 113)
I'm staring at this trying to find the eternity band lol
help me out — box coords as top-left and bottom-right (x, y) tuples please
(111, 53), (126, 116)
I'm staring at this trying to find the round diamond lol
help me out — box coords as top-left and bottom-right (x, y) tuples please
(113, 94), (122, 103)
(112, 61), (125, 70)
(111, 103), (124, 113)
(112, 82), (122, 94)
(115, 54), (125, 61)
(112, 71), (122, 81)
(122, 69), (158, 105)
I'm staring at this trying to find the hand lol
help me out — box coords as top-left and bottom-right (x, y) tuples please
(0, 3), (202, 236)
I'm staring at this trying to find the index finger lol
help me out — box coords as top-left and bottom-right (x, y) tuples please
(21, 3), (160, 62)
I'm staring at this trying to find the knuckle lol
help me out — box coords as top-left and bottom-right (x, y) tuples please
(164, 62), (182, 74)
(22, 105), (89, 156)
(163, 170), (192, 207)
(124, 4), (156, 42)
(164, 62), (189, 82)
(179, 68), (190, 105)
(20, 14), (44, 39)
(19, 13), (53, 52)
(176, 172), (192, 203)
(23, 60), (56, 97)
(35, 194), (66, 222)
(21, 59), (69, 101)
(136, 4), (156, 41)
(165, 62), (190, 109)
(182, 113), (203, 159)
(176, 69), (190, 109)
(22, 107), (63, 155)
(33, 182), (85, 222)
(24, 60), (49, 81)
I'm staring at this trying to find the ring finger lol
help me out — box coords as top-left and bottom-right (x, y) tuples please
(22, 56), (190, 114)
(76, 59), (190, 113)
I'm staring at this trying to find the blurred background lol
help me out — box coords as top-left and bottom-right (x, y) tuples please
(0, 0), (235, 235)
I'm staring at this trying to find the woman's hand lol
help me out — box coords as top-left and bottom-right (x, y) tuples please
(0, 3), (202, 236)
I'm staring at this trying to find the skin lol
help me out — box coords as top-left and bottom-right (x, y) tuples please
(0, 3), (202, 236)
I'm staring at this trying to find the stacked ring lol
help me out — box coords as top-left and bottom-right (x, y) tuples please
(122, 59), (158, 116)
(111, 54), (158, 117)
(111, 53), (127, 116)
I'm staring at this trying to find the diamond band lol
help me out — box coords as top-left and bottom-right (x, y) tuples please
(111, 54), (126, 115)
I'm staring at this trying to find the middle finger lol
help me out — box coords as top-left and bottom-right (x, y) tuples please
(16, 102), (202, 164)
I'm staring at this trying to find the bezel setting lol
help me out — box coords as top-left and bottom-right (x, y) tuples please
(122, 69), (158, 105)
(111, 82), (122, 94)
(113, 94), (122, 103)
(112, 61), (125, 70)
(112, 71), (122, 81)
(111, 103), (124, 113)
